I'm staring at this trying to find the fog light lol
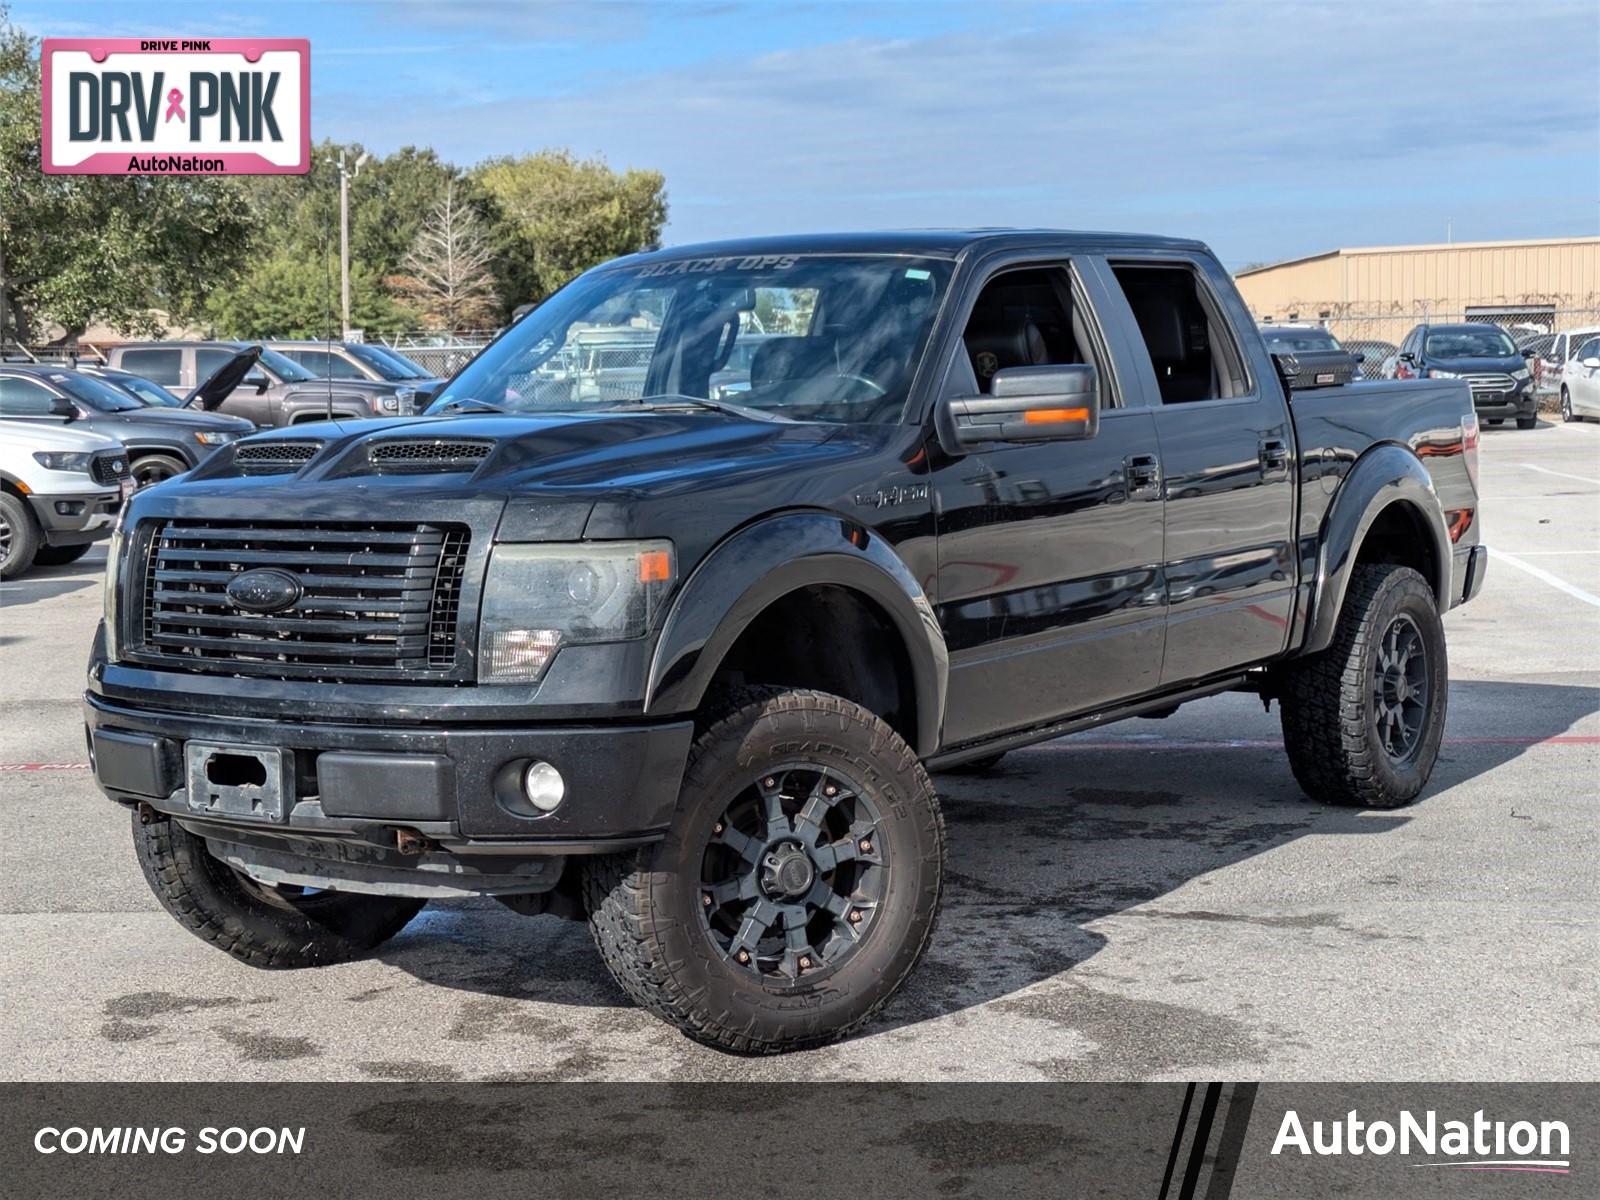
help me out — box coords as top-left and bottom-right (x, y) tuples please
(522, 761), (565, 812)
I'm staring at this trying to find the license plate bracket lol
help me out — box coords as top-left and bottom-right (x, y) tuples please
(184, 741), (292, 824)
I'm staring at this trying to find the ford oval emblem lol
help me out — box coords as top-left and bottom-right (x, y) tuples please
(225, 568), (303, 614)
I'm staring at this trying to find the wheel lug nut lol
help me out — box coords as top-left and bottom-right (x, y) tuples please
(736, 949), (751, 964)
(763, 777), (775, 788)
(848, 909), (862, 924)
(824, 784), (837, 797)
(702, 893), (712, 907)
(799, 956), (813, 970)
(713, 822), (723, 834)
(859, 838), (873, 853)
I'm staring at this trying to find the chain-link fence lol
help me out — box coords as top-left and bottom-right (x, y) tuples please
(378, 331), (497, 379)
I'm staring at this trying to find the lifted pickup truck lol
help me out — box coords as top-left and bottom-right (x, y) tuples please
(87, 230), (1485, 1054)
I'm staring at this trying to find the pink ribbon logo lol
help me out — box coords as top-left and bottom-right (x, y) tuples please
(164, 88), (185, 123)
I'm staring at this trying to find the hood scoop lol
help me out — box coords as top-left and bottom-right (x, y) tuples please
(364, 438), (495, 474)
(233, 441), (321, 475)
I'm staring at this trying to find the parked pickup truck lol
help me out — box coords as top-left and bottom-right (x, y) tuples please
(87, 230), (1485, 1054)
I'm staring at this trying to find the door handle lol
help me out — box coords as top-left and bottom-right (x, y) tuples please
(1124, 453), (1162, 500)
(1259, 438), (1290, 477)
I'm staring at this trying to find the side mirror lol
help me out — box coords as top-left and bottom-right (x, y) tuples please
(244, 372), (269, 393)
(1398, 352), (1415, 364)
(1521, 348), (1537, 360)
(1582, 356), (1600, 369)
(50, 396), (79, 422)
(936, 364), (1099, 452)
(1355, 352), (1367, 363)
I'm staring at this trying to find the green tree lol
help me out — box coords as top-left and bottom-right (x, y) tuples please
(0, 9), (254, 343)
(474, 150), (667, 306)
(206, 250), (411, 340)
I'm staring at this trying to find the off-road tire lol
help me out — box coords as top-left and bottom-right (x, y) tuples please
(32, 542), (93, 567)
(0, 492), (40, 579)
(1280, 564), (1447, 808)
(1516, 415), (1537, 430)
(132, 811), (425, 967)
(584, 687), (945, 1054)
(938, 752), (1007, 775)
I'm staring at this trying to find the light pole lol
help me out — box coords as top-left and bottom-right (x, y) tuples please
(332, 148), (370, 337)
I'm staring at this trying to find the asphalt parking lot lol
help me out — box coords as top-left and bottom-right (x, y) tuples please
(2, 420), (1596, 1082)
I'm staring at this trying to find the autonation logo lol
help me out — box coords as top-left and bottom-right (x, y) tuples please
(1272, 1108), (1571, 1175)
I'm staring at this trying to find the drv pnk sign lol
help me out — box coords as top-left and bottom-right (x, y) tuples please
(41, 38), (309, 175)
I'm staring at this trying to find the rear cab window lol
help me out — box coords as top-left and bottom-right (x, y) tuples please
(1106, 261), (1251, 403)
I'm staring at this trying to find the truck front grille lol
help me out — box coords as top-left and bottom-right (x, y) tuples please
(91, 451), (130, 486)
(130, 519), (471, 680)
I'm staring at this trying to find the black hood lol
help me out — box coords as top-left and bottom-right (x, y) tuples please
(184, 346), (261, 411)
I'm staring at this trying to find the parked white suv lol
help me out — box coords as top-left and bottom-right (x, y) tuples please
(0, 420), (132, 579)
(1537, 325), (1600, 408)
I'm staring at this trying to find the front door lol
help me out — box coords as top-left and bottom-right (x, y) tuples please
(930, 259), (1166, 746)
(1097, 255), (1297, 687)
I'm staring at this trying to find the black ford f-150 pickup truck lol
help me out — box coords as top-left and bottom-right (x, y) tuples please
(86, 230), (1485, 1054)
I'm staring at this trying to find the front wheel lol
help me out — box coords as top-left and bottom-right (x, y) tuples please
(0, 492), (41, 579)
(1561, 388), (1574, 423)
(1517, 415), (1538, 430)
(131, 453), (188, 489)
(132, 812), (425, 967)
(584, 688), (945, 1054)
(1279, 564), (1447, 808)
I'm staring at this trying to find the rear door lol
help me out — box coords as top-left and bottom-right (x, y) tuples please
(929, 254), (1167, 745)
(1096, 253), (1297, 687)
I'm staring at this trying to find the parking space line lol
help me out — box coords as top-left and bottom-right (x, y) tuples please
(1490, 549), (1600, 609)
(1516, 462), (1600, 486)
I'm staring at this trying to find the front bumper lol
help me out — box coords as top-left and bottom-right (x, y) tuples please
(28, 488), (123, 545)
(1471, 382), (1536, 419)
(86, 692), (693, 894)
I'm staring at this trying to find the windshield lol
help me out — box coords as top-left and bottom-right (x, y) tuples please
(256, 347), (317, 382)
(106, 372), (181, 407)
(1425, 327), (1517, 358)
(351, 343), (431, 380)
(1263, 328), (1340, 353)
(48, 371), (143, 412)
(428, 254), (954, 424)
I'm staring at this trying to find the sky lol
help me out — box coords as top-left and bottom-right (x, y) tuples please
(17, 0), (1600, 269)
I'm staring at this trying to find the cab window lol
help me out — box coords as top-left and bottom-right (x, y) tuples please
(119, 347), (182, 386)
(1108, 262), (1248, 403)
(954, 265), (1117, 409)
(0, 376), (61, 416)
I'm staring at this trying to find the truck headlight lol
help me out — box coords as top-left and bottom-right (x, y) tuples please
(478, 541), (675, 683)
(193, 430), (239, 445)
(1512, 367), (1532, 382)
(379, 395), (400, 412)
(102, 522), (128, 662)
(32, 451), (93, 472)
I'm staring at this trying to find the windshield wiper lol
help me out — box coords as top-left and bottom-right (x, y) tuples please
(630, 394), (795, 423)
(431, 396), (506, 415)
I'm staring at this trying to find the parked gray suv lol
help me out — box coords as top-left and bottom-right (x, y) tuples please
(106, 342), (422, 426)
(0, 364), (254, 488)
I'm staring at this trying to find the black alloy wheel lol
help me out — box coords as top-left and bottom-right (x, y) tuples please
(699, 763), (885, 982)
(1372, 614), (1429, 764)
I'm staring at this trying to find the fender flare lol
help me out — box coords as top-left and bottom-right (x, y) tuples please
(122, 442), (199, 467)
(645, 511), (948, 755)
(1305, 442), (1451, 655)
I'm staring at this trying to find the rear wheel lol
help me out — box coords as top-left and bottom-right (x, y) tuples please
(585, 687), (944, 1054)
(1279, 564), (1447, 808)
(132, 812), (425, 967)
(0, 493), (40, 579)
(32, 542), (93, 567)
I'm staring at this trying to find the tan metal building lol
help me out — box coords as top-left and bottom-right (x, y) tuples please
(1233, 236), (1600, 345)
